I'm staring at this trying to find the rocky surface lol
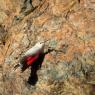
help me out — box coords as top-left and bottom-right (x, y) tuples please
(0, 0), (95, 95)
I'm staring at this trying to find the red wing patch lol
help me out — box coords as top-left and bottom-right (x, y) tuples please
(26, 54), (40, 65)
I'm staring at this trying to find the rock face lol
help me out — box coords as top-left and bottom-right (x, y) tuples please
(0, 0), (95, 95)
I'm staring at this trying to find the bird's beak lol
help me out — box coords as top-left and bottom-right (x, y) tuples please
(40, 39), (49, 43)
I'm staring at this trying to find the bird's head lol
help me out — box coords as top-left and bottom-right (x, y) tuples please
(35, 41), (45, 48)
(35, 40), (49, 49)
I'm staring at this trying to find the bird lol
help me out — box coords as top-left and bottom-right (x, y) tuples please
(14, 41), (46, 72)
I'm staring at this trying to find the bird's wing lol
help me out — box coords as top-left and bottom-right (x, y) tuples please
(24, 46), (41, 56)
(25, 53), (40, 65)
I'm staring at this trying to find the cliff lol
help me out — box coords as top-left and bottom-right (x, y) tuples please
(0, 0), (95, 95)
